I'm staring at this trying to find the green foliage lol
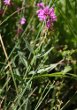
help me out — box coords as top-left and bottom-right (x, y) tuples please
(0, 0), (77, 110)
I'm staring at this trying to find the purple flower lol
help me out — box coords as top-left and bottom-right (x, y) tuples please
(46, 20), (52, 28)
(37, 9), (45, 21)
(37, 2), (45, 8)
(36, 2), (57, 28)
(37, 7), (50, 21)
(4, 0), (11, 5)
(49, 8), (57, 21)
(20, 17), (26, 25)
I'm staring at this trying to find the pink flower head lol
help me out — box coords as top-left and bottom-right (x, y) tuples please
(37, 2), (45, 8)
(37, 9), (45, 21)
(37, 2), (57, 28)
(4, 0), (11, 5)
(20, 17), (26, 25)
(49, 7), (57, 21)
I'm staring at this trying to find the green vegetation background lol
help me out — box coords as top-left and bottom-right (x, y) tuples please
(0, 0), (77, 110)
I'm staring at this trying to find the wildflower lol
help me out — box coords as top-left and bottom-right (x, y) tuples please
(4, 0), (11, 5)
(46, 19), (52, 28)
(37, 6), (50, 21)
(37, 9), (45, 21)
(37, 2), (57, 28)
(49, 7), (57, 22)
(37, 2), (45, 8)
(20, 17), (26, 25)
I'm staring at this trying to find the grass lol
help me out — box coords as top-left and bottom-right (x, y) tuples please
(0, 0), (77, 110)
